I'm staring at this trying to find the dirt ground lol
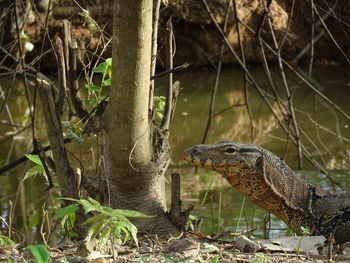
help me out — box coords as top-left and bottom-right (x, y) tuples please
(2, 233), (350, 263)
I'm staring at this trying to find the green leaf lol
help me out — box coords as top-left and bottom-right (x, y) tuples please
(83, 213), (108, 225)
(211, 255), (219, 263)
(105, 58), (112, 66)
(88, 220), (107, 240)
(156, 112), (163, 119)
(117, 225), (131, 243)
(25, 154), (43, 166)
(115, 209), (153, 219)
(300, 226), (310, 235)
(88, 197), (102, 207)
(53, 204), (79, 220)
(80, 199), (99, 214)
(136, 256), (151, 262)
(98, 226), (111, 242)
(21, 32), (30, 41)
(85, 83), (101, 92)
(23, 165), (45, 181)
(92, 62), (108, 73)
(102, 78), (111, 86)
(179, 257), (192, 262)
(0, 235), (16, 247)
(203, 242), (219, 252)
(27, 245), (49, 263)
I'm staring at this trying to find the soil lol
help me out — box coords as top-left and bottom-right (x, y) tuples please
(1, 0), (349, 71)
(2, 233), (349, 263)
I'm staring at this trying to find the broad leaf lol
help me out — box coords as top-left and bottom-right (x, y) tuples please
(92, 62), (108, 73)
(53, 204), (79, 220)
(88, 219), (108, 240)
(105, 58), (112, 66)
(23, 165), (44, 181)
(102, 78), (111, 86)
(116, 209), (153, 218)
(83, 213), (108, 225)
(0, 235), (15, 247)
(80, 199), (99, 214)
(25, 154), (43, 166)
(27, 245), (49, 263)
(99, 227), (111, 242)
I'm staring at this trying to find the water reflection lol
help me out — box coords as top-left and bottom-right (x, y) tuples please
(165, 65), (350, 238)
(0, 65), (349, 241)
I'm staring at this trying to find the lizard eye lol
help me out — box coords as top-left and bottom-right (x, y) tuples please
(224, 147), (236, 153)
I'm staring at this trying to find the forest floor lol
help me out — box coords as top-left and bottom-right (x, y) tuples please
(2, 233), (350, 263)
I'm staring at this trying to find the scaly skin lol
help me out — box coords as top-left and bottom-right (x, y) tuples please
(184, 141), (350, 244)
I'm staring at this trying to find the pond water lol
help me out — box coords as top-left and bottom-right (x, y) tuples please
(165, 64), (350, 239)
(0, 65), (349, 243)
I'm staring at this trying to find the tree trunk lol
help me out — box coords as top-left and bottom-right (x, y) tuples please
(101, 0), (177, 234)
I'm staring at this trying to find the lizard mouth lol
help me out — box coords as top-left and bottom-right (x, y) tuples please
(184, 147), (224, 170)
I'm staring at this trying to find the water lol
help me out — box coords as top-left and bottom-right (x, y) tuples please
(0, 65), (349, 241)
(165, 65), (350, 238)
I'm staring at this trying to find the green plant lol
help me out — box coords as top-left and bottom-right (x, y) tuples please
(153, 96), (166, 120)
(187, 214), (200, 231)
(56, 197), (152, 246)
(162, 253), (192, 262)
(250, 253), (270, 263)
(203, 242), (218, 252)
(84, 58), (112, 106)
(211, 256), (219, 263)
(295, 226), (310, 255)
(234, 196), (246, 233)
(135, 256), (152, 262)
(26, 244), (50, 263)
(198, 256), (219, 263)
(23, 154), (46, 182)
(0, 235), (15, 247)
(217, 191), (222, 234)
(53, 203), (79, 239)
(200, 176), (215, 205)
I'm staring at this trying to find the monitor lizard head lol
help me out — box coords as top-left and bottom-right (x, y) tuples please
(183, 140), (264, 176)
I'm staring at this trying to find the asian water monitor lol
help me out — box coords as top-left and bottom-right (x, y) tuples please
(184, 141), (350, 244)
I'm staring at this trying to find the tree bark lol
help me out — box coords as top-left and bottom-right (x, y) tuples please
(102, 0), (177, 234)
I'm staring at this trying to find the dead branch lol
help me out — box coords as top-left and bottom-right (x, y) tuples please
(168, 173), (193, 230)
(161, 17), (174, 134)
(64, 21), (89, 119)
(149, 0), (162, 113)
(36, 73), (76, 198)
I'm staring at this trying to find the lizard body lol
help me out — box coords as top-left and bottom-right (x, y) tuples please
(184, 141), (350, 244)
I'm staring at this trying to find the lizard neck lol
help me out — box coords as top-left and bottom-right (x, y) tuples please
(219, 152), (316, 233)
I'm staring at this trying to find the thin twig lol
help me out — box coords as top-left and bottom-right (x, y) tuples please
(313, 2), (350, 64)
(201, 0), (231, 144)
(233, 0), (254, 141)
(239, 19), (350, 121)
(264, 0), (303, 168)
